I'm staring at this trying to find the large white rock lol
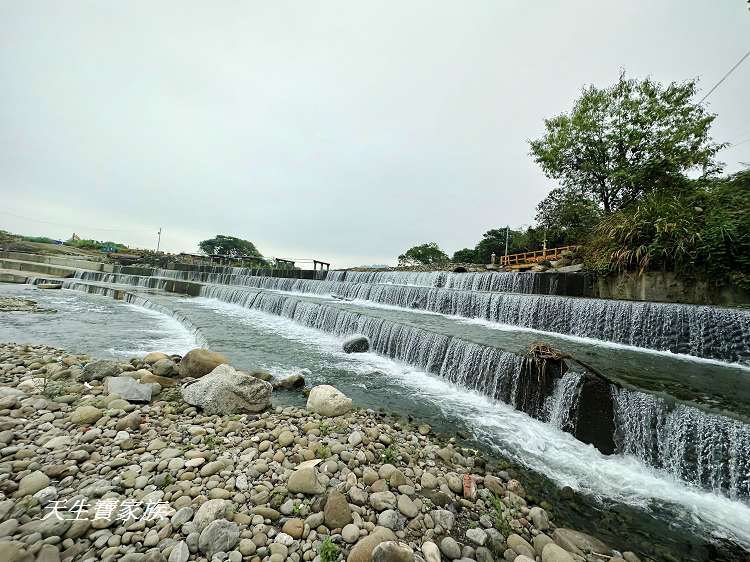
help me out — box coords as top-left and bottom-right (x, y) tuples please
(182, 364), (271, 415)
(306, 385), (352, 417)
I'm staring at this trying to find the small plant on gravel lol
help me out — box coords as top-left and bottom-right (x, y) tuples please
(316, 444), (331, 459)
(203, 434), (218, 449)
(319, 537), (339, 562)
(319, 421), (332, 436)
(381, 446), (397, 464)
(488, 493), (513, 538)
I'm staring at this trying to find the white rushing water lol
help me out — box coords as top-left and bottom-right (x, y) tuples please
(191, 297), (750, 549)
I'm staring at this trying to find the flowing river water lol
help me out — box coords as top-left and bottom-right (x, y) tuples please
(1, 266), (749, 561)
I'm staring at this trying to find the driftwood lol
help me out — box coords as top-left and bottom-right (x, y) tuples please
(526, 341), (619, 388)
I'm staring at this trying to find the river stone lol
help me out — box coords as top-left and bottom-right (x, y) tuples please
(306, 385), (352, 417)
(429, 510), (454, 531)
(144, 351), (169, 363)
(439, 537), (461, 560)
(178, 348), (229, 378)
(152, 358), (177, 376)
(421, 541), (441, 562)
(198, 519), (239, 557)
(343, 334), (370, 353)
(466, 527), (488, 546)
(168, 540), (190, 562)
(140, 372), (178, 387)
(182, 364), (271, 414)
(15, 471), (49, 497)
(273, 373), (305, 390)
(70, 405), (103, 424)
(529, 506), (550, 531)
(507, 534), (535, 559)
(372, 541), (414, 562)
(104, 376), (152, 402)
(342, 524), (360, 544)
(193, 499), (231, 532)
(281, 518), (304, 539)
(81, 359), (122, 381)
(542, 543), (575, 562)
(552, 528), (609, 556)
(397, 494), (418, 518)
(369, 491), (397, 511)
(288, 466), (324, 495)
(347, 526), (397, 562)
(324, 491), (353, 529)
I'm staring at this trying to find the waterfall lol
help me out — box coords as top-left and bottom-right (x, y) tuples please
(60, 281), (210, 349)
(545, 372), (583, 431)
(72, 267), (750, 364)
(612, 389), (750, 499)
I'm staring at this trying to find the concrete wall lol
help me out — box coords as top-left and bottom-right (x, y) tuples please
(592, 271), (750, 306)
(0, 251), (105, 271)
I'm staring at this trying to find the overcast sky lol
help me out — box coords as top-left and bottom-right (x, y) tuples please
(1, 2), (749, 267)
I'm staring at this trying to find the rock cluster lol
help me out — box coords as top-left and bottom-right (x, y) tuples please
(0, 342), (644, 562)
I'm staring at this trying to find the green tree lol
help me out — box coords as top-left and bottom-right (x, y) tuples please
(529, 73), (725, 214)
(397, 242), (449, 266)
(199, 235), (262, 258)
(452, 248), (478, 263)
(535, 187), (601, 244)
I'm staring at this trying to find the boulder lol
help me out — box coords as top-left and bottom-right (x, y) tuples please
(15, 471), (49, 497)
(178, 349), (228, 378)
(343, 334), (370, 353)
(193, 499), (231, 533)
(140, 373), (179, 387)
(198, 519), (239, 557)
(70, 405), (103, 425)
(182, 364), (271, 415)
(81, 360), (122, 382)
(273, 373), (305, 390)
(552, 529), (610, 557)
(104, 377), (152, 402)
(143, 352), (169, 364)
(306, 385), (352, 417)
(287, 466), (324, 495)
(347, 527), (397, 562)
(152, 358), (177, 377)
(542, 543), (575, 562)
(372, 541), (414, 562)
(324, 491), (353, 529)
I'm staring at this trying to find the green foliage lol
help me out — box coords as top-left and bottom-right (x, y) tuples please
(488, 493), (513, 538)
(65, 238), (128, 251)
(203, 434), (218, 449)
(199, 235), (262, 258)
(319, 537), (340, 562)
(535, 187), (602, 245)
(397, 242), (449, 266)
(316, 443), (331, 459)
(21, 235), (58, 244)
(380, 446), (397, 464)
(585, 171), (750, 289)
(452, 247), (479, 263)
(529, 72), (724, 214)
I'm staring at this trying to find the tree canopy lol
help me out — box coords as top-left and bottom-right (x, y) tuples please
(529, 73), (724, 215)
(397, 242), (449, 266)
(198, 235), (262, 258)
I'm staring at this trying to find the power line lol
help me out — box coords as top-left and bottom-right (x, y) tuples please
(699, 48), (750, 103)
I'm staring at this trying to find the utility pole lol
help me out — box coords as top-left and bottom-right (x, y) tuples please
(156, 227), (162, 253)
(504, 226), (510, 256)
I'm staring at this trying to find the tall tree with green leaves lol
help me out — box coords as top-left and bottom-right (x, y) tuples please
(529, 73), (725, 214)
(397, 242), (449, 266)
(199, 235), (262, 258)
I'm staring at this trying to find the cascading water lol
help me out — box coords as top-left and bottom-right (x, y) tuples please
(613, 389), (750, 500)
(73, 268), (750, 364)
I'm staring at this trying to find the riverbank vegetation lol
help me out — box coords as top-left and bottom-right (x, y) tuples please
(398, 73), (749, 289)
